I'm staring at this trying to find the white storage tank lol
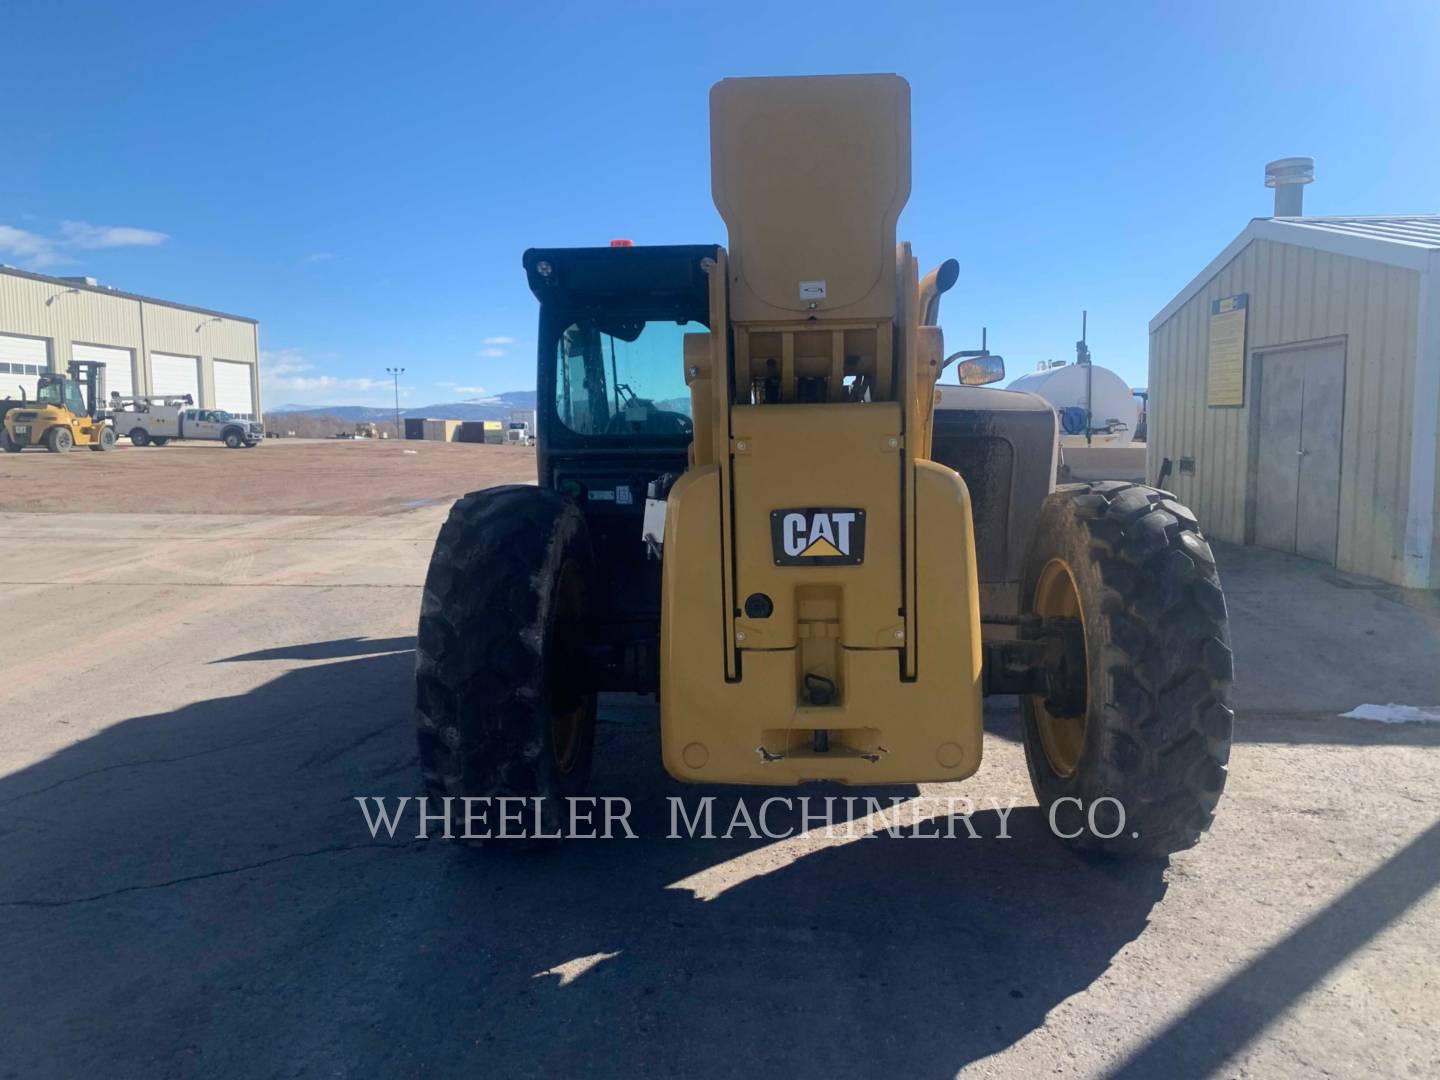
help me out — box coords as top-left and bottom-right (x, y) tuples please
(1008, 363), (1139, 445)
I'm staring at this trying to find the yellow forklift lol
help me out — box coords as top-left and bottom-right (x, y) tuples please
(1, 360), (116, 453)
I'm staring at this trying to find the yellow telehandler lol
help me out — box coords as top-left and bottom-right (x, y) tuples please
(415, 75), (1233, 856)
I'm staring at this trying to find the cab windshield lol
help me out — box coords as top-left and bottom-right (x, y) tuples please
(553, 317), (694, 438)
(37, 379), (85, 413)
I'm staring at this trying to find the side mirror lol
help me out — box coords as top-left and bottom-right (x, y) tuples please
(955, 353), (1006, 386)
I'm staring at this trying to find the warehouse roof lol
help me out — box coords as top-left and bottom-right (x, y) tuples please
(1151, 214), (1440, 332)
(0, 264), (258, 324)
(1276, 215), (1440, 248)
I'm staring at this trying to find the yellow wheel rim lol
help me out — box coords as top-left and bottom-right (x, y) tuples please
(1031, 558), (1088, 777)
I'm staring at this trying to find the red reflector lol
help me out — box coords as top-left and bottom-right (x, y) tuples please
(610, 238), (634, 248)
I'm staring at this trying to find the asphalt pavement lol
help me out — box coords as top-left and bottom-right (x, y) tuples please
(2, 507), (1437, 1079)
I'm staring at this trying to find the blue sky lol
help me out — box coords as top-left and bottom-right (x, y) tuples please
(3, 1), (1437, 406)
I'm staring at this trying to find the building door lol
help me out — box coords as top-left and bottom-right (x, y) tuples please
(73, 343), (135, 402)
(1254, 341), (1345, 563)
(0, 333), (50, 399)
(212, 360), (255, 418)
(151, 352), (201, 403)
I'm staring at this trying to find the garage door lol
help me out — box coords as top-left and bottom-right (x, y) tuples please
(150, 352), (200, 403)
(0, 333), (50, 400)
(213, 360), (255, 418)
(73, 343), (134, 403)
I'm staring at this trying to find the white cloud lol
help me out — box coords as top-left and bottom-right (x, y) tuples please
(0, 219), (168, 270)
(58, 220), (169, 249)
(479, 336), (523, 359)
(258, 347), (386, 402)
(266, 374), (381, 393)
(438, 380), (497, 401)
(300, 252), (335, 265)
(0, 224), (67, 267)
(260, 347), (314, 377)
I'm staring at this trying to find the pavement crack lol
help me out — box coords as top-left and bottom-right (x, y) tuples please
(0, 840), (425, 908)
(299, 718), (408, 769)
(7, 710), (412, 804)
(0, 725), (296, 807)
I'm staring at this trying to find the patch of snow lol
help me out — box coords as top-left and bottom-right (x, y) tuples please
(1340, 703), (1440, 724)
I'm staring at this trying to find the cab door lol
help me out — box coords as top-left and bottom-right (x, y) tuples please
(63, 380), (87, 416)
(62, 380), (95, 439)
(186, 409), (216, 439)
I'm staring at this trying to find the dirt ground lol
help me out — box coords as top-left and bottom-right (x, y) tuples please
(0, 437), (536, 515)
(2, 451), (1438, 1079)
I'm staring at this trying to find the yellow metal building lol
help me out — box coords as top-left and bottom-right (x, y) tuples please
(0, 266), (260, 418)
(1149, 201), (1440, 589)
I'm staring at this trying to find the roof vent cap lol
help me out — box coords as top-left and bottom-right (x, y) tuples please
(1265, 157), (1314, 217)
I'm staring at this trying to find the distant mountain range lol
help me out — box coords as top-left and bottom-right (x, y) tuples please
(268, 390), (537, 421)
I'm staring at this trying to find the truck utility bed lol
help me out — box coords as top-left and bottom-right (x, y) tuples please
(109, 400), (264, 447)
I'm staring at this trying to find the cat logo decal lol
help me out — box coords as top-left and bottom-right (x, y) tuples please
(769, 508), (866, 566)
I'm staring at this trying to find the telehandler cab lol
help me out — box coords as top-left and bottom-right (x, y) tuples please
(416, 75), (1233, 855)
(2, 360), (116, 453)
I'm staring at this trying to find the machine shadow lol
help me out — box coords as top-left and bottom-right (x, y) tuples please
(421, 803), (1169, 1078)
(1105, 817), (1440, 1080)
(1, 642), (1164, 1078)
(213, 635), (416, 663)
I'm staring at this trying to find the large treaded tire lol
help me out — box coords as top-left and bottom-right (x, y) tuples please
(1020, 481), (1233, 857)
(415, 485), (597, 841)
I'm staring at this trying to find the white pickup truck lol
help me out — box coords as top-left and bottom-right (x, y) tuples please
(110, 397), (264, 448)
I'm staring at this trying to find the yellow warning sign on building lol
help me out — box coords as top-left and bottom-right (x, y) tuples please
(1207, 293), (1248, 407)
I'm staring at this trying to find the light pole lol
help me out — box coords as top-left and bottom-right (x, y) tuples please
(386, 367), (405, 439)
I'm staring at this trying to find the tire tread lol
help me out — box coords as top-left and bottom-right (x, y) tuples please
(1022, 481), (1233, 857)
(413, 485), (594, 841)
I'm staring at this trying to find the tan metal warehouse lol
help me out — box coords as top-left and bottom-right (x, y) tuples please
(0, 266), (260, 418)
(1149, 212), (1440, 589)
